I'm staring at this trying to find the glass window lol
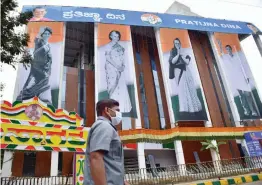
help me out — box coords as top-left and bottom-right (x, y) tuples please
(149, 57), (166, 130)
(143, 103), (149, 117)
(23, 152), (36, 176)
(153, 72), (159, 87)
(58, 152), (63, 175)
(160, 118), (166, 130)
(61, 80), (66, 102)
(136, 53), (150, 128)
(141, 90), (146, 103)
(155, 88), (162, 105)
(144, 116), (150, 129)
(158, 104), (164, 118)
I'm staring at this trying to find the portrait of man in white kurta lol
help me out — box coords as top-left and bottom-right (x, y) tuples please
(217, 37), (260, 119)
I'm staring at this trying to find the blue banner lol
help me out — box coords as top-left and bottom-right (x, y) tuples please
(244, 132), (262, 156)
(22, 5), (261, 35)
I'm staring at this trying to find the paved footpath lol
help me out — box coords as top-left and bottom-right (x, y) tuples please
(187, 173), (262, 185)
(241, 182), (262, 185)
(169, 173), (262, 185)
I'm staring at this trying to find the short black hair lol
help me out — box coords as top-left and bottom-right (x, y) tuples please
(96, 99), (119, 116)
(225, 45), (232, 49)
(109, 30), (121, 41)
(174, 38), (181, 43)
(41, 27), (53, 36)
(33, 6), (46, 12)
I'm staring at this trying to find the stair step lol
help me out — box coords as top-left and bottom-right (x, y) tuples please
(124, 161), (138, 163)
(125, 164), (138, 167)
(125, 158), (138, 161)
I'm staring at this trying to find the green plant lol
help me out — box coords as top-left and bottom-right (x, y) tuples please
(200, 140), (226, 154)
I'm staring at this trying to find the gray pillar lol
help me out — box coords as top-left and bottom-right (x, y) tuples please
(253, 34), (262, 58)
(78, 45), (86, 126)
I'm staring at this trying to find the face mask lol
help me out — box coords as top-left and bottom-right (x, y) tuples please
(109, 108), (122, 126)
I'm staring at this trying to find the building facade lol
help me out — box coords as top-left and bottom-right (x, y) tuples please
(1, 4), (262, 178)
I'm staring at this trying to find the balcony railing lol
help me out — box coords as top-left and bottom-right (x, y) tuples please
(1, 156), (262, 185)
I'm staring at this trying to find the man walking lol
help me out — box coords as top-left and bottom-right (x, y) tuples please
(84, 99), (128, 185)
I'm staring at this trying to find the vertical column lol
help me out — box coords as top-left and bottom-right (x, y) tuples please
(61, 67), (67, 109)
(82, 45), (87, 125)
(50, 23), (67, 176)
(154, 28), (185, 168)
(208, 32), (247, 160)
(210, 140), (221, 160)
(208, 32), (242, 126)
(137, 143), (146, 177)
(210, 140), (223, 173)
(50, 152), (59, 176)
(193, 36), (216, 126)
(129, 28), (145, 171)
(203, 100), (221, 169)
(253, 34), (262, 58)
(205, 122), (221, 163)
(174, 141), (185, 165)
(188, 38), (213, 128)
(78, 44), (86, 125)
(1, 151), (13, 177)
(94, 23), (99, 117)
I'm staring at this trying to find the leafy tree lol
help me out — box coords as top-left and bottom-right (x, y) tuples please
(1, 0), (32, 67)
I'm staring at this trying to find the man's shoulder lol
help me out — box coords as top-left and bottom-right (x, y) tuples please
(91, 119), (114, 131)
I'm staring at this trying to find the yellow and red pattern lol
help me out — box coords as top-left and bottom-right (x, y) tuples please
(0, 120), (89, 151)
(1, 97), (83, 126)
(0, 97), (87, 151)
(73, 153), (85, 185)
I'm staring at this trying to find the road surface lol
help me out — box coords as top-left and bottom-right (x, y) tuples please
(242, 182), (262, 185)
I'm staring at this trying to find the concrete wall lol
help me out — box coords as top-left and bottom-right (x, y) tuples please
(165, 1), (199, 16)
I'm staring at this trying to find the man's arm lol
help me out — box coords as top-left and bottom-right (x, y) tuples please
(90, 151), (107, 185)
(88, 122), (114, 185)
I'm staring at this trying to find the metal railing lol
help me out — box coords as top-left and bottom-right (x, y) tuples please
(1, 156), (262, 185)
(0, 175), (72, 185)
(125, 156), (262, 185)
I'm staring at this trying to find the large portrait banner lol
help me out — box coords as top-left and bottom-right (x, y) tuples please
(213, 33), (262, 120)
(157, 28), (208, 121)
(14, 22), (65, 108)
(95, 23), (138, 119)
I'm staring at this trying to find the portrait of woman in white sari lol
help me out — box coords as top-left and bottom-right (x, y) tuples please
(104, 30), (132, 113)
(168, 38), (202, 113)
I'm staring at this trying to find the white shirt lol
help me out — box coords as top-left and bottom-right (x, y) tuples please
(221, 53), (251, 96)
